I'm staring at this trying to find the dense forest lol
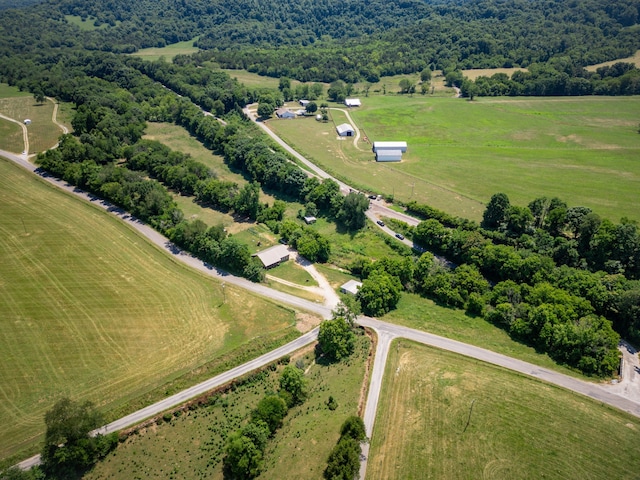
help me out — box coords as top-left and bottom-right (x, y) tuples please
(1, 0), (639, 84)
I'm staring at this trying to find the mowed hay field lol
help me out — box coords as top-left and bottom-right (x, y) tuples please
(269, 95), (640, 223)
(85, 335), (371, 480)
(351, 95), (640, 223)
(0, 89), (66, 154)
(368, 341), (640, 480)
(0, 159), (296, 462)
(130, 38), (200, 62)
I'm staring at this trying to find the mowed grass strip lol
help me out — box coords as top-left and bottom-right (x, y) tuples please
(0, 159), (296, 462)
(0, 92), (65, 153)
(85, 335), (371, 480)
(129, 38), (199, 61)
(367, 341), (640, 480)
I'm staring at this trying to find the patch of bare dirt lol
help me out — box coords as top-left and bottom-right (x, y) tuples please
(295, 312), (322, 333)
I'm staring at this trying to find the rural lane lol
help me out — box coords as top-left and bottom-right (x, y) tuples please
(4, 103), (640, 473)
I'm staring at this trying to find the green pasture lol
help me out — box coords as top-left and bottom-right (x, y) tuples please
(222, 69), (282, 89)
(0, 159), (297, 463)
(0, 95), (65, 154)
(129, 38), (199, 61)
(270, 95), (640, 223)
(385, 293), (583, 378)
(0, 83), (31, 98)
(0, 118), (23, 152)
(268, 259), (318, 286)
(65, 15), (120, 31)
(85, 335), (371, 479)
(368, 341), (640, 479)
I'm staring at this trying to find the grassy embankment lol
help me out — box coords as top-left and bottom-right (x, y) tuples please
(368, 340), (640, 479)
(0, 84), (67, 154)
(84, 335), (371, 480)
(0, 158), (301, 465)
(268, 95), (640, 223)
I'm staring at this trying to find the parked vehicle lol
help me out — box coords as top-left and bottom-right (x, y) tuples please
(395, 233), (404, 240)
(377, 220), (385, 227)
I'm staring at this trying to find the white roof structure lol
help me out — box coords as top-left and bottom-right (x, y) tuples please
(336, 123), (355, 136)
(340, 280), (363, 295)
(23, 119), (31, 125)
(376, 150), (403, 162)
(373, 141), (407, 152)
(276, 108), (296, 118)
(253, 244), (290, 268)
(344, 98), (361, 107)
(299, 99), (310, 106)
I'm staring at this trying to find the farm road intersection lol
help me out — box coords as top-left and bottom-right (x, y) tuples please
(3, 104), (640, 472)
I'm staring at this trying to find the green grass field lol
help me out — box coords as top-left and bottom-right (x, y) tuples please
(269, 95), (640, 223)
(385, 293), (583, 377)
(84, 335), (371, 479)
(130, 38), (200, 62)
(269, 259), (318, 286)
(0, 158), (297, 463)
(0, 93), (66, 154)
(367, 341), (640, 479)
(65, 15), (120, 31)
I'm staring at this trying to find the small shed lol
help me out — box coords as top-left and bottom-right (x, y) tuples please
(376, 150), (403, 162)
(340, 280), (363, 295)
(253, 244), (290, 269)
(316, 114), (322, 121)
(303, 216), (317, 225)
(336, 123), (355, 137)
(276, 108), (296, 119)
(372, 141), (407, 153)
(299, 99), (310, 107)
(23, 119), (31, 125)
(344, 98), (361, 107)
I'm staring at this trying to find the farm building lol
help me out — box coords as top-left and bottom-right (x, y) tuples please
(299, 99), (310, 107)
(344, 98), (361, 107)
(340, 280), (363, 295)
(375, 150), (403, 162)
(336, 123), (355, 137)
(253, 244), (290, 269)
(372, 141), (407, 153)
(276, 108), (296, 119)
(303, 216), (317, 224)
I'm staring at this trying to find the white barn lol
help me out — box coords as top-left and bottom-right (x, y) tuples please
(253, 244), (290, 269)
(344, 98), (361, 107)
(375, 150), (403, 162)
(299, 99), (310, 107)
(372, 141), (407, 153)
(336, 123), (355, 137)
(340, 280), (363, 295)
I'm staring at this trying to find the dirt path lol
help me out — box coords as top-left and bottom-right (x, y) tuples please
(292, 251), (341, 309)
(49, 98), (69, 137)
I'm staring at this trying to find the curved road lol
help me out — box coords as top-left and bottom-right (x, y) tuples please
(4, 105), (640, 473)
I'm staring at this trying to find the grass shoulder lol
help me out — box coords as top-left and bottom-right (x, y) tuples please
(368, 340), (640, 479)
(85, 335), (371, 479)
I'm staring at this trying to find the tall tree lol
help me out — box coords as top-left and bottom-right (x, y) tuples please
(482, 193), (511, 229)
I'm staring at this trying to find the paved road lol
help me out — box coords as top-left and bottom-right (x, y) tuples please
(5, 104), (640, 474)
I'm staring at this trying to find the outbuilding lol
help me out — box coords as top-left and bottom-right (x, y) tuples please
(344, 98), (361, 107)
(375, 150), (403, 162)
(372, 141), (407, 153)
(303, 216), (317, 225)
(275, 108), (296, 119)
(340, 280), (363, 295)
(23, 119), (31, 125)
(336, 123), (355, 137)
(253, 244), (290, 269)
(299, 99), (310, 107)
